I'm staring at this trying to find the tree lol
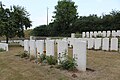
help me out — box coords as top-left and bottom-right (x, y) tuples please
(0, 2), (32, 43)
(52, 0), (78, 36)
(31, 25), (48, 36)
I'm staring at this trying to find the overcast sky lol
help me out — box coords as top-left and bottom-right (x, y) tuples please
(1, 0), (120, 28)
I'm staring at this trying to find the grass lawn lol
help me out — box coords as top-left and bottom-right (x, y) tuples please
(0, 45), (120, 80)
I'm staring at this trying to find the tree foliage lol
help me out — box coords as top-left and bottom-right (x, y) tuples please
(0, 2), (32, 43)
(31, 1), (120, 37)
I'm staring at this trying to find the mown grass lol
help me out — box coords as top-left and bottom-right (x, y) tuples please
(0, 45), (120, 80)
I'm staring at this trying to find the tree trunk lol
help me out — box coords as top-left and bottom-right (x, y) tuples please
(6, 36), (8, 43)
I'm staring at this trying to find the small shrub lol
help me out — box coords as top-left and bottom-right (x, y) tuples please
(0, 48), (5, 52)
(58, 52), (77, 71)
(60, 57), (77, 71)
(46, 55), (57, 65)
(20, 51), (29, 58)
(38, 53), (46, 63)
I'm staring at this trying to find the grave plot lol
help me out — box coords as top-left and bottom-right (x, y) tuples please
(110, 38), (118, 51)
(46, 40), (54, 56)
(94, 38), (102, 50)
(87, 38), (94, 49)
(73, 40), (86, 71)
(29, 40), (36, 57)
(36, 40), (44, 57)
(102, 38), (109, 51)
(0, 43), (8, 51)
(24, 40), (29, 52)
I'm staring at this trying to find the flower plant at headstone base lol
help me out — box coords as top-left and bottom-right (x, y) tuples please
(58, 51), (77, 71)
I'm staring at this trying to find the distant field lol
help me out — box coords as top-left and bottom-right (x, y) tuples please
(0, 46), (120, 80)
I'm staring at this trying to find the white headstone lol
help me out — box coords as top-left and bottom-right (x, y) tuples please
(71, 33), (75, 38)
(0, 43), (8, 51)
(112, 30), (117, 37)
(30, 36), (34, 40)
(82, 32), (85, 38)
(46, 40), (54, 56)
(24, 40), (29, 52)
(87, 38), (94, 49)
(57, 40), (68, 63)
(86, 32), (89, 38)
(102, 38), (109, 51)
(36, 40), (44, 57)
(110, 38), (118, 51)
(69, 38), (74, 47)
(95, 38), (102, 50)
(102, 31), (106, 37)
(117, 30), (120, 37)
(73, 40), (86, 71)
(90, 32), (93, 38)
(29, 40), (36, 57)
(94, 31), (97, 37)
(107, 31), (111, 37)
(98, 31), (102, 36)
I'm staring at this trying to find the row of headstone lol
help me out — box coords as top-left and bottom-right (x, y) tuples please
(0, 43), (8, 51)
(82, 30), (120, 38)
(87, 38), (118, 51)
(24, 39), (87, 71)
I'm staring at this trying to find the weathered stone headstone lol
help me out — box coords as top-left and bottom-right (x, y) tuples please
(71, 33), (75, 38)
(117, 30), (120, 37)
(69, 38), (74, 47)
(102, 38), (109, 51)
(107, 31), (111, 37)
(110, 38), (118, 51)
(30, 36), (34, 40)
(0, 43), (8, 51)
(112, 30), (117, 37)
(46, 40), (54, 56)
(94, 31), (97, 37)
(57, 40), (68, 63)
(87, 38), (94, 49)
(90, 32), (93, 38)
(73, 40), (86, 71)
(24, 40), (29, 52)
(29, 40), (36, 57)
(86, 32), (89, 38)
(36, 40), (44, 57)
(98, 31), (102, 36)
(102, 31), (106, 37)
(82, 32), (85, 38)
(95, 38), (102, 50)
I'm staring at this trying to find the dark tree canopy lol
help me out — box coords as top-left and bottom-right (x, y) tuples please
(31, 1), (120, 37)
(0, 2), (32, 43)
(52, 0), (78, 36)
